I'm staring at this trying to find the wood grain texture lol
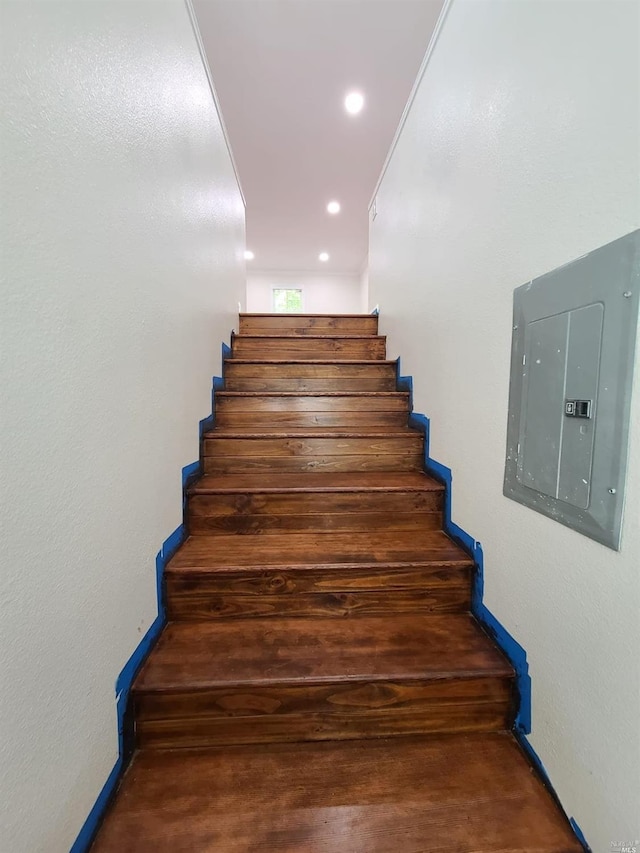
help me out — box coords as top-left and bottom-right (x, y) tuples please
(215, 391), (409, 408)
(165, 585), (472, 621)
(203, 430), (424, 473)
(203, 433), (422, 452)
(214, 392), (409, 428)
(238, 313), (378, 336)
(187, 490), (442, 535)
(165, 562), (471, 620)
(167, 563), (469, 595)
(133, 614), (513, 690)
(132, 615), (515, 746)
(188, 471), (444, 493)
(224, 360), (397, 392)
(204, 426), (420, 436)
(227, 358), (396, 366)
(188, 509), (440, 535)
(135, 684), (514, 748)
(232, 335), (387, 360)
(166, 530), (473, 572)
(215, 411), (408, 428)
(91, 734), (583, 852)
(204, 454), (424, 474)
(188, 487), (441, 512)
(226, 376), (397, 392)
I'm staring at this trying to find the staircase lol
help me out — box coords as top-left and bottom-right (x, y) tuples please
(91, 314), (583, 852)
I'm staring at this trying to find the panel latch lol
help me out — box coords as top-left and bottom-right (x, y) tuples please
(565, 399), (592, 418)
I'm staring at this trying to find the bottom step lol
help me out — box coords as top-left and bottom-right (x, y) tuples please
(91, 733), (582, 852)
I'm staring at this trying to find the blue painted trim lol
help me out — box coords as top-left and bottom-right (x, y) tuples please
(69, 521), (181, 853)
(397, 357), (588, 851)
(68, 755), (122, 853)
(69, 336), (232, 853)
(513, 734), (591, 851)
(569, 819), (592, 851)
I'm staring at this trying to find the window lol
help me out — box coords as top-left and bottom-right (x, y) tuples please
(273, 288), (302, 313)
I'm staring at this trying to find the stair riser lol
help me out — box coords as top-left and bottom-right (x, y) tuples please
(166, 564), (471, 619)
(205, 456), (424, 473)
(203, 436), (424, 474)
(190, 490), (442, 514)
(167, 565), (469, 595)
(216, 411), (408, 428)
(135, 677), (515, 749)
(216, 395), (409, 413)
(166, 586), (471, 620)
(224, 362), (397, 394)
(204, 456), (424, 474)
(238, 315), (378, 336)
(189, 512), (441, 535)
(232, 337), (387, 360)
(225, 378), (397, 392)
(215, 395), (409, 429)
(188, 491), (442, 535)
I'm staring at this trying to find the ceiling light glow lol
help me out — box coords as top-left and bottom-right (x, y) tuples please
(344, 91), (364, 115)
(244, 250), (254, 260)
(327, 201), (341, 215)
(318, 252), (329, 262)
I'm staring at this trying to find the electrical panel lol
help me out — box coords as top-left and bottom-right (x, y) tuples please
(504, 230), (640, 549)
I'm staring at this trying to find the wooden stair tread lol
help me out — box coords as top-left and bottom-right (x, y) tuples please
(233, 334), (385, 340)
(91, 733), (581, 852)
(239, 313), (375, 318)
(167, 530), (472, 572)
(133, 614), (514, 691)
(216, 390), (408, 397)
(226, 358), (397, 364)
(188, 471), (443, 494)
(205, 426), (418, 437)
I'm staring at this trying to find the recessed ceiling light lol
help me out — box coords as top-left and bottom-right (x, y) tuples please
(327, 201), (341, 215)
(318, 252), (329, 262)
(244, 250), (254, 260)
(344, 91), (364, 115)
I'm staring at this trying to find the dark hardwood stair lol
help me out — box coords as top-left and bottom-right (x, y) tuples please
(91, 734), (582, 853)
(165, 529), (473, 620)
(224, 359), (398, 392)
(167, 528), (471, 569)
(186, 471), (444, 535)
(238, 311), (379, 335)
(231, 334), (387, 360)
(132, 613), (515, 749)
(203, 426), (424, 473)
(91, 313), (583, 851)
(214, 391), (410, 428)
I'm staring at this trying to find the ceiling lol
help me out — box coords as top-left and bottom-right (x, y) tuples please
(193, 0), (444, 275)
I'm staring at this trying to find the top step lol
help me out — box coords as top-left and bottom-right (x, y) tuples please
(239, 313), (378, 336)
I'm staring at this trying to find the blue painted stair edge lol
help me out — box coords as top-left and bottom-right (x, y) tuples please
(396, 358), (589, 852)
(69, 340), (232, 853)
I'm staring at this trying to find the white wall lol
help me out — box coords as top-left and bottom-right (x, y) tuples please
(369, 0), (639, 848)
(359, 265), (370, 314)
(0, 3), (244, 851)
(247, 271), (364, 313)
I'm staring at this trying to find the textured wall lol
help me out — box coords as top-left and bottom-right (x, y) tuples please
(368, 0), (640, 848)
(0, 2), (244, 850)
(247, 271), (364, 313)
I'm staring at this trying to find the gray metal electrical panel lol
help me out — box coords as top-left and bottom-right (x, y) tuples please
(504, 230), (640, 550)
